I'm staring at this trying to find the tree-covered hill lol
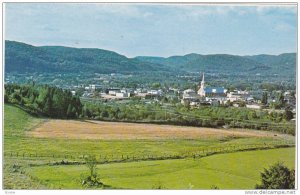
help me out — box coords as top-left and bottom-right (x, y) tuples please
(5, 40), (296, 77)
(244, 53), (296, 75)
(5, 40), (167, 74)
(136, 52), (296, 75)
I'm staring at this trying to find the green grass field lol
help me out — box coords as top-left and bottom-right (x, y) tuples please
(3, 104), (296, 189)
(28, 148), (295, 189)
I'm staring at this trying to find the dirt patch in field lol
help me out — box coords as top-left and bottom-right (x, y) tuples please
(26, 120), (285, 140)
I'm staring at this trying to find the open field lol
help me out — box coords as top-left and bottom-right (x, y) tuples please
(27, 119), (289, 140)
(3, 104), (296, 189)
(28, 148), (295, 189)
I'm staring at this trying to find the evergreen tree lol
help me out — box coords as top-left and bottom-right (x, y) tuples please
(67, 104), (74, 118)
(261, 92), (268, 105)
(256, 162), (295, 189)
(277, 92), (285, 108)
(283, 109), (294, 121)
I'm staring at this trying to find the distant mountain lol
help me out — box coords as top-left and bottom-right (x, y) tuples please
(5, 40), (296, 76)
(244, 53), (296, 75)
(136, 53), (296, 75)
(5, 40), (167, 74)
(136, 53), (269, 73)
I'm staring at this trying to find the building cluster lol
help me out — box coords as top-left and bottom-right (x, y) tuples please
(181, 73), (261, 108)
(80, 86), (164, 100)
(73, 72), (296, 111)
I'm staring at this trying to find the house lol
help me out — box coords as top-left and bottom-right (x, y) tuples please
(107, 88), (120, 96)
(116, 92), (130, 98)
(183, 89), (196, 99)
(227, 90), (250, 102)
(148, 90), (163, 96)
(89, 84), (102, 91)
(246, 104), (262, 109)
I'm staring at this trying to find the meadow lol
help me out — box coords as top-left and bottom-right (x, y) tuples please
(28, 148), (295, 189)
(3, 104), (296, 189)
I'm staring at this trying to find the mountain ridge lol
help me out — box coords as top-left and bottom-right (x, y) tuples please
(5, 40), (296, 76)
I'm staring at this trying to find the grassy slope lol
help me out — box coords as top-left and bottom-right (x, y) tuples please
(3, 104), (296, 189)
(29, 148), (295, 189)
(4, 104), (44, 189)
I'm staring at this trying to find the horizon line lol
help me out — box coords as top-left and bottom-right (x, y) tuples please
(5, 39), (297, 59)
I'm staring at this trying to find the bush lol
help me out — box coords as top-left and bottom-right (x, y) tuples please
(152, 181), (166, 189)
(210, 185), (219, 189)
(81, 155), (103, 188)
(255, 162), (295, 189)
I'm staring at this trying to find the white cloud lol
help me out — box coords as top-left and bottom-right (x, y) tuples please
(92, 4), (154, 18)
(256, 5), (297, 15)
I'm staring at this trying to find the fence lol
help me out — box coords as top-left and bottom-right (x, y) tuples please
(4, 141), (295, 165)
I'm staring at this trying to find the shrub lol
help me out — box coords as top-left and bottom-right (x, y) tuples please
(255, 162), (295, 189)
(81, 155), (103, 188)
(152, 181), (166, 189)
(210, 185), (219, 189)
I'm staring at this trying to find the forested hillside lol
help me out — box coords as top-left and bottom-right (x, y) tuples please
(5, 41), (167, 74)
(5, 40), (296, 77)
(136, 53), (296, 76)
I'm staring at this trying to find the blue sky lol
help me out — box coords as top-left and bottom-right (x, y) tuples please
(5, 3), (297, 57)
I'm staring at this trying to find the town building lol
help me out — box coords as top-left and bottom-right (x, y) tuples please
(116, 92), (130, 98)
(197, 73), (227, 97)
(227, 90), (250, 102)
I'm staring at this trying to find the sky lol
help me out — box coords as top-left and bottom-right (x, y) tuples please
(4, 3), (297, 57)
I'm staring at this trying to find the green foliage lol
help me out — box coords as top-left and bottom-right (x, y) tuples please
(255, 162), (295, 189)
(84, 155), (98, 178)
(283, 109), (294, 121)
(277, 92), (285, 108)
(5, 83), (82, 118)
(81, 155), (103, 188)
(152, 181), (166, 189)
(261, 92), (268, 105)
(210, 185), (219, 189)
(81, 101), (295, 135)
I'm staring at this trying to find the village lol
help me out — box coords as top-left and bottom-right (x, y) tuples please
(69, 73), (296, 114)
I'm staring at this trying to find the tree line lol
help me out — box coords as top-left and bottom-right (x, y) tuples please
(5, 83), (82, 118)
(82, 100), (295, 135)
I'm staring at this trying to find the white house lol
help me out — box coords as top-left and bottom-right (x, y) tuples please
(246, 104), (262, 109)
(116, 92), (130, 98)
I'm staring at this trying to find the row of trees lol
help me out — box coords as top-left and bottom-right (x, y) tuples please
(81, 101), (295, 135)
(5, 83), (82, 118)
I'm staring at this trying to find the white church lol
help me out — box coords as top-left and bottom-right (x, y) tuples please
(197, 73), (227, 97)
(182, 73), (227, 105)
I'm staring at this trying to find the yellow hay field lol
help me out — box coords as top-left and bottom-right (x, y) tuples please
(26, 119), (284, 140)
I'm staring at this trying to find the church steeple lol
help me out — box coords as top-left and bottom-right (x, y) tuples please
(198, 72), (205, 97)
(201, 73), (205, 88)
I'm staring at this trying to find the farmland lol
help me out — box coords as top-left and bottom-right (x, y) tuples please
(28, 148), (295, 189)
(3, 104), (296, 189)
(28, 119), (289, 140)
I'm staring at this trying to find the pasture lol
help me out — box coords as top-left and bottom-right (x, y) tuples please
(28, 148), (295, 189)
(3, 104), (296, 189)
